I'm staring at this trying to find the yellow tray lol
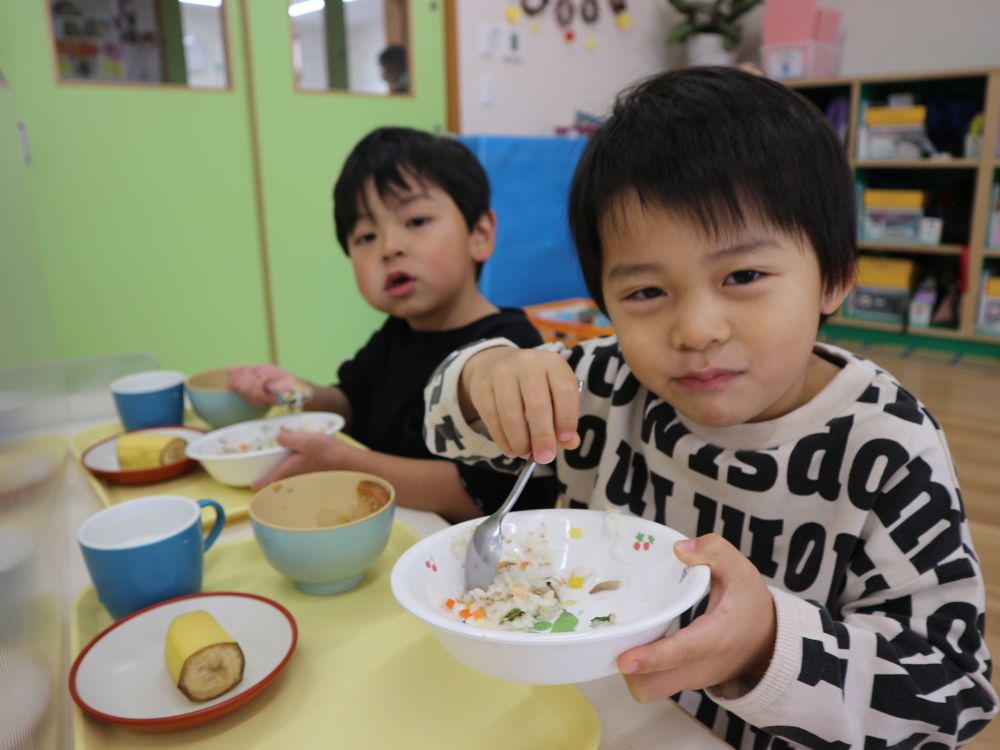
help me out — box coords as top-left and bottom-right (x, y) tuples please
(69, 418), (365, 524)
(70, 523), (601, 749)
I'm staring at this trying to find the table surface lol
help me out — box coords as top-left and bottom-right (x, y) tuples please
(34, 417), (727, 750)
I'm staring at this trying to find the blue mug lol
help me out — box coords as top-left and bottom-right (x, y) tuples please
(110, 370), (186, 431)
(77, 495), (225, 620)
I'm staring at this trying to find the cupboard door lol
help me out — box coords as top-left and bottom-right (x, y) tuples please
(245, 0), (447, 380)
(1, 1), (271, 373)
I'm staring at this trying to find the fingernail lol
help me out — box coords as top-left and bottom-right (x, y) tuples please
(536, 449), (555, 463)
(676, 540), (695, 554)
(558, 431), (576, 442)
(620, 660), (639, 674)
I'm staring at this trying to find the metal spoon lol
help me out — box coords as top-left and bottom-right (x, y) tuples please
(464, 379), (583, 592)
(464, 458), (538, 592)
(266, 383), (312, 414)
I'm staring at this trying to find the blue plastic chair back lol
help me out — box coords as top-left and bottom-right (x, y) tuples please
(460, 135), (590, 307)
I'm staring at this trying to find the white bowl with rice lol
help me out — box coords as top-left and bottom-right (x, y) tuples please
(185, 412), (345, 487)
(390, 508), (710, 685)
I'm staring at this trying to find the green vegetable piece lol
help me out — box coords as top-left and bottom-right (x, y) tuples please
(502, 608), (524, 623)
(551, 611), (579, 633)
(590, 614), (614, 627)
(533, 621), (552, 631)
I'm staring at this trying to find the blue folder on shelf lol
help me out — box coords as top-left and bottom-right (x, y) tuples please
(460, 135), (590, 307)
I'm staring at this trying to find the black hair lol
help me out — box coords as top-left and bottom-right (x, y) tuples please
(378, 44), (407, 73)
(332, 127), (491, 257)
(569, 67), (856, 313)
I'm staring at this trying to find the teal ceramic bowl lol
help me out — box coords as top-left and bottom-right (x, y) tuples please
(186, 368), (270, 428)
(249, 471), (396, 595)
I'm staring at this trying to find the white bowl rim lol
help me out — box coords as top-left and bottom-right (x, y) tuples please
(390, 508), (710, 646)
(185, 412), (346, 462)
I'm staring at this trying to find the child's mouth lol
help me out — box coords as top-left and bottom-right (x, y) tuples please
(385, 271), (416, 298)
(674, 369), (740, 391)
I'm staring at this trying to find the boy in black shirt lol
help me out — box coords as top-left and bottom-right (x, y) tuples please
(229, 127), (552, 522)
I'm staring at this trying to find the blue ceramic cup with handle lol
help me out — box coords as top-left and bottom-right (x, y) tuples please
(77, 495), (225, 620)
(110, 370), (186, 431)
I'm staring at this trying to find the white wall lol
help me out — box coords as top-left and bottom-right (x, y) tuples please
(457, 0), (1000, 136)
(457, 1), (677, 135)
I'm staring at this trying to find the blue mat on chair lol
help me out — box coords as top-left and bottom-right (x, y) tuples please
(460, 135), (590, 307)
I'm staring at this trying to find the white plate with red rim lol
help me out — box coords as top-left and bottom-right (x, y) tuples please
(69, 592), (297, 732)
(81, 426), (206, 486)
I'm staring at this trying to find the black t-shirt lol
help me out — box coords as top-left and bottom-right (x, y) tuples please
(336, 308), (557, 514)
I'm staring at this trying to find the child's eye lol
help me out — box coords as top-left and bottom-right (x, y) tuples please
(407, 216), (431, 228)
(353, 232), (376, 246)
(625, 287), (664, 301)
(725, 270), (764, 285)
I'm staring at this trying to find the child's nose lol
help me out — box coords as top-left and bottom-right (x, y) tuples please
(669, 297), (730, 351)
(380, 237), (407, 261)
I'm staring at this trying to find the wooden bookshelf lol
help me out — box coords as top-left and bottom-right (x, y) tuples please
(789, 68), (1000, 347)
(857, 241), (963, 255)
(853, 159), (979, 169)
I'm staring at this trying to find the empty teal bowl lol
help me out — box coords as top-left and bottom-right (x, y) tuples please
(186, 368), (270, 427)
(249, 471), (396, 595)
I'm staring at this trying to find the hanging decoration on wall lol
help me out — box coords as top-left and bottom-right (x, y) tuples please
(555, 0), (574, 27)
(564, 28), (577, 42)
(504, 5), (523, 25)
(581, 0), (599, 23)
(585, 36), (598, 50)
(530, 21), (542, 33)
(520, 0), (549, 15)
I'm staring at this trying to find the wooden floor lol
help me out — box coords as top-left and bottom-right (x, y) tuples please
(828, 340), (1000, 748)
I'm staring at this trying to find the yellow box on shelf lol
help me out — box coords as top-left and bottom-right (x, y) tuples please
(865, 105), (927, 127)
(862, 189), (925, 209)
(856, 256), (916, 290)
(987, 276), (1000, 298)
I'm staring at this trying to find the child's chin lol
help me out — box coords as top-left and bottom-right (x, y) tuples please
(676, 404), (748, 428)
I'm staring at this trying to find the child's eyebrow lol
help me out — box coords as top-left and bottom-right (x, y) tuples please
(391, 190), (432, 206)
(606, 261), (663, 281)
(706, 238), (781, 261)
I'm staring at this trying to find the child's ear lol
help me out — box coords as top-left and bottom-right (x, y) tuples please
(820, 280), (852, 316)
(469, 209), (497, 264)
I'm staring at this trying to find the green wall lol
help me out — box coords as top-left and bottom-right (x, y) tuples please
(0, 80), (57, 367)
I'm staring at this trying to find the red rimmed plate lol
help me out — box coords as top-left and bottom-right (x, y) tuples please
(69, 592), (297, 733)
(81, 426), (205, 485)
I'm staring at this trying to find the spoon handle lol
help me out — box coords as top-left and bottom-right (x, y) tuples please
(494, 460), (538, 518)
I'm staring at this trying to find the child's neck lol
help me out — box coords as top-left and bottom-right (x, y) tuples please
(405, 290), (499, 333)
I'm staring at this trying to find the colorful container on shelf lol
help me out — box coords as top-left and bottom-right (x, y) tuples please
(861, 189), (942, 245)
(761, 0), (840, 80)
(846, 257), (916, 325)
(977, 273), (1000, 334)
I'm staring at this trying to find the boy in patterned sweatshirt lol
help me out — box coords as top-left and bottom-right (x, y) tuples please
(423, 68), (997, 748)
